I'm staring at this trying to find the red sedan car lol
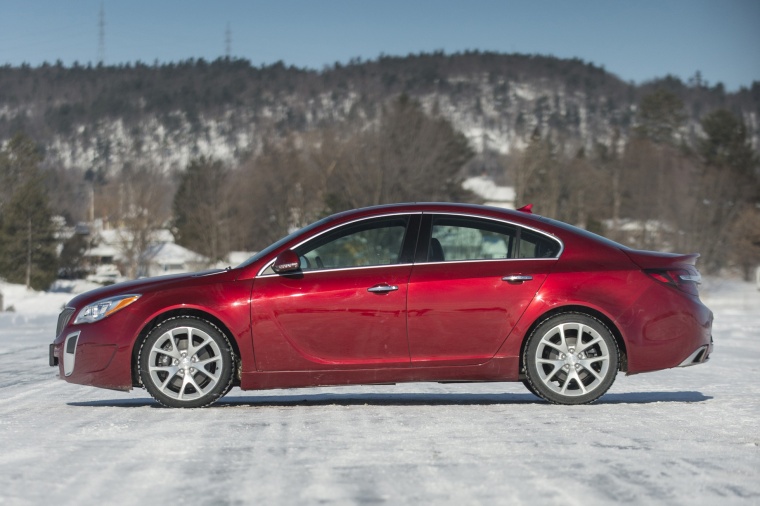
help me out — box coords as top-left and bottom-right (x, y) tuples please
(50, 203), (713, 407)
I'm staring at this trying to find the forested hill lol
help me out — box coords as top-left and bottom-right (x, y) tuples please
(1, 52), (758, 173)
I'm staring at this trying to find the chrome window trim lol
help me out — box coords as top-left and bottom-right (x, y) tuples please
(256, 210), (563, 278)
(425, 211), (565, 260)
(256, 212), (422, 278)
(419, 258), (558, 267)
(258, 262), (416, 278)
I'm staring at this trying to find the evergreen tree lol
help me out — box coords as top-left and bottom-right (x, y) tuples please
(172, 157), (230, 261)
(58, 233), (89, 279)
(0, 133), (58, 289)
(635, 89), (686, 145)
(699, 109), (758, 180)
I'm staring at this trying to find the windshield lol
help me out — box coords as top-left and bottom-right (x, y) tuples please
(236, 215), (335, 268)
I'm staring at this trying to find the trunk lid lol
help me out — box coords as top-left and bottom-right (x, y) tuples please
(623, 249), (699, 269)
(624, 249), (702, 296)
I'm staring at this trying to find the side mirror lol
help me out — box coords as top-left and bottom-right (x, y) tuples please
(272, 249), (300, 274)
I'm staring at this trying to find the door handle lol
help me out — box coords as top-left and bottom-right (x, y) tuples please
(367, 284), (399, 293)
(502, 275), (533, 283)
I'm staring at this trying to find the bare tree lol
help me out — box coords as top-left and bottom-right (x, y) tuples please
(233, 136), (326, 250)
(111, 165), (173, 278)
(729, 206), (760, 281)
(512, 129), (558, 215)
(325, 95), (474, 211)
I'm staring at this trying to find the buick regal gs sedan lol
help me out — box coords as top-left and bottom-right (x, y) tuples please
(50, 203), (713, 407)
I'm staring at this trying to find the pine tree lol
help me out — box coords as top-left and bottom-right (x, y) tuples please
(635, 89), (686, 145)
(172, 157), (230, 261)
(0, 133), (58, 289)
(699, 109), (758, 180)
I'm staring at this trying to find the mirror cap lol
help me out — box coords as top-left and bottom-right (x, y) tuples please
(272, 249), (300, 274)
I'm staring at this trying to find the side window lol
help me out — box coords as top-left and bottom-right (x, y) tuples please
(517, 229), (561, 259)
(295, 216), (409, 271)
(425, 215), (561, 262)
(429, 216), (516, 261)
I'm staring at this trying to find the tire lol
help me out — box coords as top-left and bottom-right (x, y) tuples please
(138, 316), (234, 408)
(521, 380), (542, 398)
(523, 313), (619, 405)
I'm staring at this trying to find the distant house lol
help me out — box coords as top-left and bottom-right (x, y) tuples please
(462, 175), (515, 209)
(84, 243), (125, 284)
(225, 251), (257, 267)
(81, 225), (208, 282)
(139, 242), (209, 278)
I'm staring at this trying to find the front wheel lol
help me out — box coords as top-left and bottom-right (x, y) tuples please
(139, 317), (234, 408)
(523, 313), (619, 405)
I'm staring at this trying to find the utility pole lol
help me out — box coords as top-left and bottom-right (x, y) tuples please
(98, 2), (106, 65)
(26, 218), (32, 289)
(225, 23), (231, 59)
(89, 183), (95, 223)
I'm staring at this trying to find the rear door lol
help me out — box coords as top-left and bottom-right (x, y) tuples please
(407, 214), (560, 365)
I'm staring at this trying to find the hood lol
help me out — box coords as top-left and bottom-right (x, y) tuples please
(66, 268), (232, 308)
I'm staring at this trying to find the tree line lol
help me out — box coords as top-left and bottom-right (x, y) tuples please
(0, 91), (758, 290)
(512, 89), (759, 278)
(2, 53), (758, 171)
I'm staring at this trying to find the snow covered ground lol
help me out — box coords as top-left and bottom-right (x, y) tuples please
(0, 278), (758, 505)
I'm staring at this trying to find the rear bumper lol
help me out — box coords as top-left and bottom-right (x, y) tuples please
(678, 340), (713, 367)
(621, 280), (714, 374)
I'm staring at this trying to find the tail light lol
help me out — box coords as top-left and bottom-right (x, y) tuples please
(645, 269), (701, 296)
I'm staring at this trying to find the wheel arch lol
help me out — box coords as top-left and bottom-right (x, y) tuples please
(130, 308), (242, 387)
(518, 305), (628, 374)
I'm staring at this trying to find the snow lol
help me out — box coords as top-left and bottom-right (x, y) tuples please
(142, 241), (207, 264)
(0, 278), (758, 505)
(462, 175), (516, 208)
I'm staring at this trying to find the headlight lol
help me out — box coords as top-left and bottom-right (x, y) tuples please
(73, 294), (141, 324)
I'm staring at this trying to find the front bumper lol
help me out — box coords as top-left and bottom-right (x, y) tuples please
(50, 316), (135, 391)
(50, 331), (82, 376)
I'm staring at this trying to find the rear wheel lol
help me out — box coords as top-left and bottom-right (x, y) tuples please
(524, 313), (619, 405)
(139, 317), (234, 408)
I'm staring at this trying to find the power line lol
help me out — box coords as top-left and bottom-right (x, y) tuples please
(225, 23), (231, 59)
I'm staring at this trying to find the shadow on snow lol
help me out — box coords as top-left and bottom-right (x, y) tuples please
(67, 390), (712, 408)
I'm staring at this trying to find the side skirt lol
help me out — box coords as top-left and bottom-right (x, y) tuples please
(240, 357), (520, 390)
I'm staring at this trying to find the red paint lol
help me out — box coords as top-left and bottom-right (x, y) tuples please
(52, 203), (713, 396)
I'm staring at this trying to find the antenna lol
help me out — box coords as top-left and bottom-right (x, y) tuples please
(98, 2), (106, 65)
(225, 23), (231, 59)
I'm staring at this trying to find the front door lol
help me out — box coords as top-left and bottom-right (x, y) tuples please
(252, 215), (417, 371)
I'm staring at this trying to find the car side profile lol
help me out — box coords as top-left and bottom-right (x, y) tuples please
(50, 203), (713, 407)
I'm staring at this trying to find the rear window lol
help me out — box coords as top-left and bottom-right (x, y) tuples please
(537, 217), (627, 251)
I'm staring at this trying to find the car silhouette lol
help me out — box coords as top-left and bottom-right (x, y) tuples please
(51, 203), (713, 407)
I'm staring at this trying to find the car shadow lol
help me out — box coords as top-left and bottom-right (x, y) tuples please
(67, 390), (711, 408)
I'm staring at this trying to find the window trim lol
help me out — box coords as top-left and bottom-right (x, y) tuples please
(415, 212), (564, 264)
(256, 212), (422, 278)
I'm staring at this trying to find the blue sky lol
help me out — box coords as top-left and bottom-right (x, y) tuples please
(0, 0), (758, 91)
